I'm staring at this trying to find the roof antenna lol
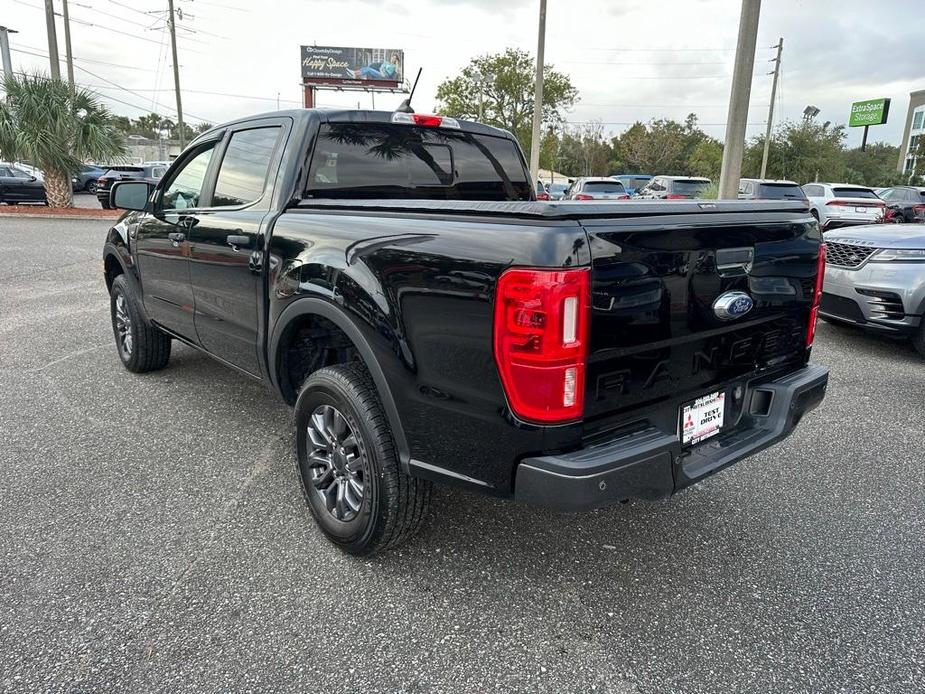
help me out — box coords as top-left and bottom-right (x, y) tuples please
(396, 68), (422, 113)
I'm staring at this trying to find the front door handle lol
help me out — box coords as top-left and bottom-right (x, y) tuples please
(167, 232), (185, 246)
(226, 234), (251, 251)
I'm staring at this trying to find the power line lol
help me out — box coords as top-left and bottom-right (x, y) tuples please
(11, 0), (206, 49)
(13, 43), (158, 71)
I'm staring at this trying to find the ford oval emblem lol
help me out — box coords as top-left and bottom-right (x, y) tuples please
(713, 291), (754, 320)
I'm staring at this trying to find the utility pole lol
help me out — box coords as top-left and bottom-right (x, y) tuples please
(166, 0), (186, 148)
(528, 0), (547, 184)
(759, 37), (782, 179)
(718, 0), (761, 199)
(44, 0), (61, 80)
(0, 26), (17, 80)
(60, 0), (75, 90)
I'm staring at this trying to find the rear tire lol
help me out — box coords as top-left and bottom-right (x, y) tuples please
(109, 275), (171, 372)
(86, 181), (99, 195)
(295, 363), (431, 556)
(100, 199), (112, 210)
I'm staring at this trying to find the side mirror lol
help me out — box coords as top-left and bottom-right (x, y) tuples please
(111, 180), (152, 211)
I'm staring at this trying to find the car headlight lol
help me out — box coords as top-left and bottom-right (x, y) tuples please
(869, 248), (925, 262)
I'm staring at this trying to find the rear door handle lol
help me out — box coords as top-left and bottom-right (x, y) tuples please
(167, 232), (185, 245)
(226, 234), (251, 250)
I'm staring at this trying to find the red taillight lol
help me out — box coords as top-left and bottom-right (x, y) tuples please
(665, 194), (689, 199)
(97, 177), (106, 183)
(827, 199), (885, 208)
(391, 112), (460, 129)
(573, 193), (594, 201)
(536, 192), (551, 201)
(617, 194), (630, 200)
(913, 204), (925, 215)
(806, 243), (827, 347)
(493, 268), (590, 423)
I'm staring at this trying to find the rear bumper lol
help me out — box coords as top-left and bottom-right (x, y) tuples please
(514, 364), (828, 511)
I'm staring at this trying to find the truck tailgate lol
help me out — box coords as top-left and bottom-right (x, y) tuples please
(580, 209), (822, 437)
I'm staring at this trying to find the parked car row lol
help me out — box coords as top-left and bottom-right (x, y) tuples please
(95, 163), (168, 209)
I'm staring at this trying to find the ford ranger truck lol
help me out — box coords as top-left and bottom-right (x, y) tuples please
(102, 109), (829, 555)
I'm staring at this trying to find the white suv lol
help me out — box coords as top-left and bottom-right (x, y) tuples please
(801, 183), (885, 229)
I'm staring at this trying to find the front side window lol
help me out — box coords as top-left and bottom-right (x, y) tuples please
(306, 123), (531, 201)
(212, 127), (281, 207)
(161, 144), (215, 210)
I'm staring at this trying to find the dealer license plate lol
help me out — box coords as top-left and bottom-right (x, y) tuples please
(681, 391), (726, 446)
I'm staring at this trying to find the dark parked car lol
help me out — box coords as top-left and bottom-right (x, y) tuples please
(0, 163), (47, 204)
(878, 186), (925, 224)
(635, 175), (712, 200)
(97, 164), (168, 209)
(72, 164), (108, 194)
(103, 108), (828, 556)
(563, 177), (630, 200)
(546, 182), (568, 200)
(738, 178), (808, 201)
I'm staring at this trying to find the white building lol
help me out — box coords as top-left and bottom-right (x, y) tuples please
(897, 89), (925, 176)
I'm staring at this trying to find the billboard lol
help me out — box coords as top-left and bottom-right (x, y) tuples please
(301, 45), (404, 88)
(849, 98), (891, 127)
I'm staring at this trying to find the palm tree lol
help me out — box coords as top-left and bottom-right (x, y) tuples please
(0, 73), (125, 207)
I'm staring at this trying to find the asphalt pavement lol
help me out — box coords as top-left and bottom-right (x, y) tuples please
(1, 217), (923, 694)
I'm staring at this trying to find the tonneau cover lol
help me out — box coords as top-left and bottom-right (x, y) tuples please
(294, 198), (810, 221)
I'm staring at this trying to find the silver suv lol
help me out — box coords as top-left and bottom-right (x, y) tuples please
(821, 224), (925, 355)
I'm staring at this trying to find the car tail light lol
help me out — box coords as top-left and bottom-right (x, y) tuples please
(913, 204), (925, 216)
(665, 194), (689, 199)
(536, 192), (551, 201)
(806, 243), (827, 347)
(617, 194), (630, 200)
(573, 193), (594, 201)
(826, 199), (885, 208)
(493, 268), (590, 423)
(391, 112), (460, 129)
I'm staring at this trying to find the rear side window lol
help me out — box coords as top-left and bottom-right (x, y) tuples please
(306, 123), (531, 201)
(758, 183), (807, 200)
(833, 187), (878, 199)
(672, 179), (710, 194)
(212, 127), (281, 207)
(584, 181), (626, 193)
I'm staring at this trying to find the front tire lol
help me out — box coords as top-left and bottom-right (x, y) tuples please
(86, 181), (98, 195)
(295, 363), (431, 556)
(913, 322), (925, 358)
(109, 275), (171, 372)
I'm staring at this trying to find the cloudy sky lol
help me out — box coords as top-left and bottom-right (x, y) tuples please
(4, 0), (921, 147)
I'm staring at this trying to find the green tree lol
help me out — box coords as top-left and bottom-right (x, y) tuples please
(610, 114), (716, 176)
(743, 120), (847, 184)
(0, 73), (125, 207)
(841, 142), (901, 186)
(434, 48), (578, 161)
(558, 121), (612, 176)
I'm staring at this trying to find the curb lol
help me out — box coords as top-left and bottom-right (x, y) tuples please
(0, 212), (118, 221)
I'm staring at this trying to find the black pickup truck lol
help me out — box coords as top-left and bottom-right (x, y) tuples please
(102, 109), (828, 555)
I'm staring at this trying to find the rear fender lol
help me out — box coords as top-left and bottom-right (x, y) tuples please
(268, 297), (411, 469)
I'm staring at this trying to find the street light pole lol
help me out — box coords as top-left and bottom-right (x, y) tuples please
(759, 37), (782, 179)
(528, 0), (547, 184)
(44, 0), (61, 80)
(718, 0), (761, 199)
(0, 26), (17, 80)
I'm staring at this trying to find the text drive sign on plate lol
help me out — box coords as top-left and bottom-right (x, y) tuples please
(682, 391), (726, 445)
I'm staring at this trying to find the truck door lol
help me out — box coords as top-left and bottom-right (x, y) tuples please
(187, 121), (287, 377)
(134, 139), (220, 340)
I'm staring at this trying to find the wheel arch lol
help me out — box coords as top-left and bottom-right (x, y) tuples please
(269, 298), (411, 468)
